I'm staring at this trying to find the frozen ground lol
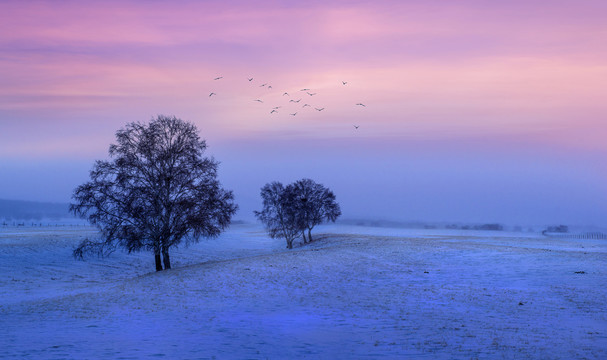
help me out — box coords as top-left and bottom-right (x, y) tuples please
(1, 223), (606, 359)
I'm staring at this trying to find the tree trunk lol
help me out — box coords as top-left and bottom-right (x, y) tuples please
(155, 252), (163, 271)
(308, 228), (313, 242)
(162, 248), (171, 270)
(302, 232), (308, 244)
(286, 238), (293, 249)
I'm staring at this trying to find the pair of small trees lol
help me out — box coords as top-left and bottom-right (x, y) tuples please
(255, 179), (341, 249)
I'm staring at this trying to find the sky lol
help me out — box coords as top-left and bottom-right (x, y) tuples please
(1, 0), (606, 226)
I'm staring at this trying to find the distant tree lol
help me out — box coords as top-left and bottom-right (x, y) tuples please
(542, 225), (569, 235)
(254, 182), (302, 249)
(474, 223), (503, 231)
(71, 115), (238, 271)
(292, 178), (341, 243)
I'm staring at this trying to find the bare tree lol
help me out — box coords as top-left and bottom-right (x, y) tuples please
(254, 182), (301, 249)
(292, 179), (341, 243)
(71, 115), (237, 271)
(255, 179), (341, 248)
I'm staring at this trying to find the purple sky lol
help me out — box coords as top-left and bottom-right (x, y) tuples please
(1, 0), (606, 226)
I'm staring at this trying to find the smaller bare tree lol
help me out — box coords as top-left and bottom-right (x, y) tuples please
(254, 182), (301, 249)
(292, 179), (341, 243)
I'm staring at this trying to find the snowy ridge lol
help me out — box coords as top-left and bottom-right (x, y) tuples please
(1, 224), (606, 359)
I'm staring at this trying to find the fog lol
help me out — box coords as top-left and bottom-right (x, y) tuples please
(5, 134), (604, 227)
(214, 136), (607, 227)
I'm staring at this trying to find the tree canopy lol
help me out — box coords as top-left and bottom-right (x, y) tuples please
(71, 115), (237, 271)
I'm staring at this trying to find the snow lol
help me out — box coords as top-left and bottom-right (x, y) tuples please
(1, 223), (606, 359)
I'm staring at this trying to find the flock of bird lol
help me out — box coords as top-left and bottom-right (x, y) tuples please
(208, 76), (365, 130)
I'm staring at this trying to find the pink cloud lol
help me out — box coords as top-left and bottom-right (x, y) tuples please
(1, 0), (606, 158)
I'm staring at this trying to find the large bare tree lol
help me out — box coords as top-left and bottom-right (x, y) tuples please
(71, 115), (237, 271)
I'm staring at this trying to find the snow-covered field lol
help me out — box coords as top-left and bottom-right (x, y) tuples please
(1, 223), (606, 359)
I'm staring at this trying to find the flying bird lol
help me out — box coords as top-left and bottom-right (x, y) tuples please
(300, 88), (310, 91)
(290, 112), (297, 116)
(315, 107), (325, 111)
(209, 92), (216, 97)
(268, 85), (273, 89)
(356, 103), (366, 107)
(214, 76), (223, 80)
(253, 99), (263, 103)
(272, 106), (281, 109)
(270, 109), (278, 114)
(283, 92), (289, 96)
(306, 92), (316, 96)
(302, 104), (311, 108)
(342, 81), (348, 85)
(289, 99), (301, 103)
(260, 83), (267, 87)
(248, 77), (253, 81)
(353, 125), (360, 129)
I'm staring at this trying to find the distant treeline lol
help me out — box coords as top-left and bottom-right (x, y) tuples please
(340, 219), (508, 231)
(0, 199), (72, 220)
(445, 223), (504, 231)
